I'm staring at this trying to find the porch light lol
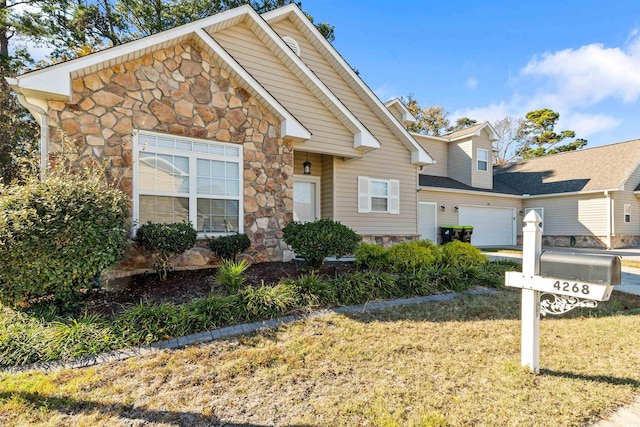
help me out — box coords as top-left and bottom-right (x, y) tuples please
(454, 205), (459, 211)
(303, 153), (311, 175)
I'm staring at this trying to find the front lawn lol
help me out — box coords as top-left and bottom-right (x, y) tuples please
(1, 289), (639, 426)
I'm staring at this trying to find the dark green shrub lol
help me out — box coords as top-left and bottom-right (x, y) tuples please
(115, 302), (182, 345)
(283, 219), (360, 269)
(135, 222), (197, 280)
(287, 273), (337, 307)
(386, 241), (438, 273)
(207, 233), (250, 261)
(354, 243), (388, 269)
(440, 240), (487, 267)
(213, 260), (250, 294)
(396, 270), (437, 296)
(331, 271), (399, 305)
(233, 282), (300, 320)
(0, 170), (130, 309)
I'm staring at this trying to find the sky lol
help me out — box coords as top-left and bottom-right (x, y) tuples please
(301, 0), (640, 148)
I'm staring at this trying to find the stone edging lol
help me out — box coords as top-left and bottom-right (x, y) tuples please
(2, 288), (497, 374)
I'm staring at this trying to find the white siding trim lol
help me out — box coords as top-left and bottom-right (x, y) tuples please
(358, 176), (370, 213)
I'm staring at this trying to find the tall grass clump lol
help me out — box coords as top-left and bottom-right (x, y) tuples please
(233, 282), (300, 320)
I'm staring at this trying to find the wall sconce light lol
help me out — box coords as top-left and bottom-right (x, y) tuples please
(439, 204), (445, 211)
(518, 210), (524, 216)
(454, 205), (459, 211)
(303, 152), (311, 175)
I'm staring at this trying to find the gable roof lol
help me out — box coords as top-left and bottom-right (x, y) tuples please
(262, 4), (433, 165)
(384, 98), (416, 123)
(443, 122), (499, 141)
(494, 139), (640, 196)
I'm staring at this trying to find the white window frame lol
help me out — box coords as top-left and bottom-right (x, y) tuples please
(477, 148), (489, 171)
(624, 204), (631, 223)
(358, 176), (399, 214)
(525, 207), (544, 232)
(132, 130), (244, 237)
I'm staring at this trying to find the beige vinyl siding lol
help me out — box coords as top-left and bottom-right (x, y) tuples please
(522, 194), (609, 236)
(293, 151), (323, 176)
(414, 136), (448, 177)
(211, 24), (357, 158)
(613, 164), (640, 235)
(419, 190), (521, 228)
(471, 129), (493, 189)
(387, 103), (403, 123)
(448, 139), (472, 186)
(321, 155), (335, 218)
(269, 18), (421, 236)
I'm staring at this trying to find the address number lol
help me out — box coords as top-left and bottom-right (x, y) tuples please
(553, 281), (590, 295)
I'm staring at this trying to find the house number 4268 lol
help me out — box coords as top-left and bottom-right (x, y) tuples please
(553, 281), (590, 295)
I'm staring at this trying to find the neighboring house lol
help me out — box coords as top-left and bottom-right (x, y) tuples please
(6, 3), (434, 271)
(416, 124), (640, 249)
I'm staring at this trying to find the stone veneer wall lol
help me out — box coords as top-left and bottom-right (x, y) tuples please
(360, 235), (421, 247)
(46, 41), (294, 270)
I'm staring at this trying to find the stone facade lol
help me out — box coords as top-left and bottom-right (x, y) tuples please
(360, 234), (421, 247)
(47, 41), (293, 270)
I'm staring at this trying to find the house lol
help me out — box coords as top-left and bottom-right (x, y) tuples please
(6, 3), (434, 271)
(416, 124), (640, 249)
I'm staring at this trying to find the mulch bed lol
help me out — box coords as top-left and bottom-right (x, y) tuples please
(84, 261), (358, 318)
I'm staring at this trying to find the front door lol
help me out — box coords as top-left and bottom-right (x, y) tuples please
(418, 202), (437, 242)
(293, 175), (320, 222)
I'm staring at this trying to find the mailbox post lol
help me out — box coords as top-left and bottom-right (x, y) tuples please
(506, 211), (621, 374)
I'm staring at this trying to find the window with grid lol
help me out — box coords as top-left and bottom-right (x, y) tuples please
(624, 204), (631, 223)
(477, 148), (488, 171)
(370, 179), (389, 212)
(134, 131), (243, 234)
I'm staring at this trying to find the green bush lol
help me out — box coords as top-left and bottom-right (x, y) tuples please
(115, 302), (183, 345)
(440, 240), (487, 267)
(354, 243), (388, 269)
(135, 222), (197, 280)
(213, 259), (250, 294)
(0, 170), (130, 309)
(283, 219), (360, 269)
(233, 282), (300, 320)
(331, 271), (399, 305)
(386, 241), (438, 273)
(207, 233), (250, 261)
(287, 273), (336, 307)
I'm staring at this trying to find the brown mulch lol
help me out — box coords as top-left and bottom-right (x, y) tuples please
(84, 261), (358, 318)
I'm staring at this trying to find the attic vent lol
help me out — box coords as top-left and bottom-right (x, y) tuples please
(282, 36), (301, 57)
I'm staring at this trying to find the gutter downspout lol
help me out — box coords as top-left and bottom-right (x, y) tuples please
(605, 190), (612, 249)
(18, 94), (49, 180)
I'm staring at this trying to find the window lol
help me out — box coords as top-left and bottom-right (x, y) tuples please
(134, 131), (243, 234)
(477, 148), (488, 171)
(358, 176), (399, 214)
(524, 207), (544, 231)
(624, 204), (631, 223)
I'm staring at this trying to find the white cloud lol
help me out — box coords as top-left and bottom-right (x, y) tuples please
(560, 112), (622, 138)
(466, 77), (478, 90)
(452, 101), (515, 124)
(521, 37), (640, 109)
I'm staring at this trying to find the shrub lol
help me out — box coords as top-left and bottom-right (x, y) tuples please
(282, 219), (360, 269)
(386, 241), (438, 273)
(440, 240), (487, 267)
(233, 282), (300, 320)
(331, 271), (399, 305)
(213, 259), (250, 294)
(115, 302), (182, 345)
(287, 273), (336, 307)
(0, 170), (130, 309)
(354, 243), (388, 269)
(207, 233), (250, 261)
(135, 222), (197, 280)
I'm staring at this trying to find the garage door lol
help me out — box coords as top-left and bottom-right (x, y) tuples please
(458, 206), (515, 246)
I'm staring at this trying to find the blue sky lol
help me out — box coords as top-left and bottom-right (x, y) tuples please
(302, 0), (640, 147)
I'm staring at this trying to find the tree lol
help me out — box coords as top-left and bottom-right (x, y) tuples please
(446, 117), (477, 133)
(0, 63), (39, 184)
(401, 95), (450, 136)
(491, 115), (526, 165)
(517, 108), (587, 159)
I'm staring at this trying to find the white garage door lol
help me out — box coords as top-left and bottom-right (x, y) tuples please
(458, 206), (515, 246)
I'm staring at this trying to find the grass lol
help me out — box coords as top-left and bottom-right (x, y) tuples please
(1, 289), (639, 426)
